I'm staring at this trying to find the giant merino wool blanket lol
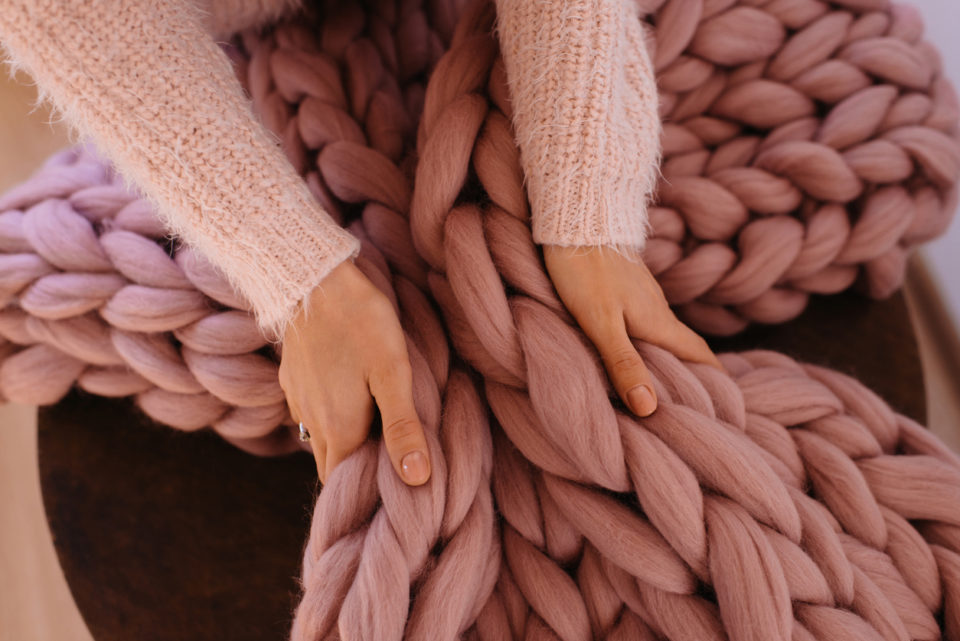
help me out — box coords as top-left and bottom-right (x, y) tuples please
(1, 0), (960, 639)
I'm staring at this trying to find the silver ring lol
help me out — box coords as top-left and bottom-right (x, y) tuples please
(298, 421), (311, 442)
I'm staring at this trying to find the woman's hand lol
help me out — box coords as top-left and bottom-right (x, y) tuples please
(278, 259), (431, 486)
(543, 245), (722, 417)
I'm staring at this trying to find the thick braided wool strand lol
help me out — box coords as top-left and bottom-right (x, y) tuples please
(0, 0), (458, 455)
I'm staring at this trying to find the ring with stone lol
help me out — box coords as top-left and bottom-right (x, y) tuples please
(298, 421), (311, 442)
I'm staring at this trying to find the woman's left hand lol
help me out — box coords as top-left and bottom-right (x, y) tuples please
(543, 244), (723, 418)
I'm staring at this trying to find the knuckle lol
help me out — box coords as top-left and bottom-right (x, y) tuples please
(382, 416), (422, 444)
(583, 300), (621, 329)
(388, 353), (413, 376)
(581, 318), (619, 349)
(597, 298), (624, 320)
(609, 348), (640, 374)
(366, 292), (401, 326)
(371, 355), (412, 387)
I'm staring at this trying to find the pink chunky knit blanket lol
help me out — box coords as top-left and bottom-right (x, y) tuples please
(1, 0), (960, 639)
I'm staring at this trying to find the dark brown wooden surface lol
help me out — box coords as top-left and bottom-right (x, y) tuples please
(38, 396), (319, 641)
(38, 289), (926, 640)
(707, 290), (926, 425)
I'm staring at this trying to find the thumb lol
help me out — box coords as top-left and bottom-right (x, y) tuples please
(369, 360), (431, 486)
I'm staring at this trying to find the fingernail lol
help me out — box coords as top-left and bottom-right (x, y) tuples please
(627, 385), (656, 417)
(401, 450), (429, 484)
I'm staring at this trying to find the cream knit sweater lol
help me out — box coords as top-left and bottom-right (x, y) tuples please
(0, 0), (661, 337)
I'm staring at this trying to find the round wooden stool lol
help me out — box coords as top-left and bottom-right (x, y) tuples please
(38, 289), (927, 640)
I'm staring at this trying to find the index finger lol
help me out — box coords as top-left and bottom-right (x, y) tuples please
(368, 357), (431, 486)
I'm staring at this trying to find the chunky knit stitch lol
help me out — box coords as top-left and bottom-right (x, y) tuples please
(0, 0), (657, 336)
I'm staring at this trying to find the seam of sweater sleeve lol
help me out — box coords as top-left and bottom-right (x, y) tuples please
(0, 0), (360, 338)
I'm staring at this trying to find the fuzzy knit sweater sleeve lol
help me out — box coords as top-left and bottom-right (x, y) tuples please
(493, 0), (661, 253)
(0, 0), (362, 338)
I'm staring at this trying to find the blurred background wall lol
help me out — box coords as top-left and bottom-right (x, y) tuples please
(918, 0), (960, 327)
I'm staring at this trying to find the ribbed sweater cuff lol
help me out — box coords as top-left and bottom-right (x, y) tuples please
(216, 194), (362, 339)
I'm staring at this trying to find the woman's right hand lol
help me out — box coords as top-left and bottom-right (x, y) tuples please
(278, 259), (431, 486)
